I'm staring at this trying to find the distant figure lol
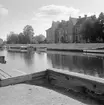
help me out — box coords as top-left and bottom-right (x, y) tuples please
(0, 56), (6, 64)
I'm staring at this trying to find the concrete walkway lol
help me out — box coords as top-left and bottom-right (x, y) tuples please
(0, 84), (86, 105)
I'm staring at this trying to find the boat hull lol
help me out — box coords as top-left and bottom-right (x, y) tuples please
(7, 46), (34, 53)
(83, 49), (104, 54)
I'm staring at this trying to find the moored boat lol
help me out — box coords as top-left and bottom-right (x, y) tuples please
(83, 49), (104, 54)
(7, 46), (21, 52)
(20, 46), (28, 53)
(7, 46), (34, 53)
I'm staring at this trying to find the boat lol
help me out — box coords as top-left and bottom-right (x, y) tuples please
(83, 48), (104, 54)
(20, 46), (28, 53)
(7, 46), (34, 53)
(7, 46), (21, 52)
(36, 47), (47, 52)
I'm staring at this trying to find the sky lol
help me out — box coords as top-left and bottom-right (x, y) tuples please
(0, 0), (103, 40)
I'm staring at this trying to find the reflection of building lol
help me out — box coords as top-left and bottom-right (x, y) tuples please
(24, 53), (34, 66)
(46, 21), (60, 43)
(47, 53), (104, 77)
(47, 53), (74, 70)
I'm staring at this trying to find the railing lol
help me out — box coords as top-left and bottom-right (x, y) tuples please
(0, 69), (12, 79)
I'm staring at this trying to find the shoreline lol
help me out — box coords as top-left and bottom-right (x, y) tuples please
(6, 43), (104, 54)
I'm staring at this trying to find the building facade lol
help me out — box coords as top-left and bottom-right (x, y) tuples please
(46, 21), (60, 43)
(46, 15), (90, 43)
(55, 17), (77, 43)
(73, 15), (89, 43)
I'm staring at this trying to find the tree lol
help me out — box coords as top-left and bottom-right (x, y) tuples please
(7, 32), (18, 44)
(97, 12), (104, 41)
(18, 33), (25, 44)
(23, 25), (34, 44)
(33, 34), (45, 43)
(80, 16), (97, 42)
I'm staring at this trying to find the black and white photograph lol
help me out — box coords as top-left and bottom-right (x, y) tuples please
(0, 0), (104, 105)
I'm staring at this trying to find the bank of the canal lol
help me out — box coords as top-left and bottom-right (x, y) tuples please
(6, 43), (104, 52)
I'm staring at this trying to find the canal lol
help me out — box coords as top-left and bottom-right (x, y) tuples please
(0, 49), (104, 105)
(0, 49), (104, 79)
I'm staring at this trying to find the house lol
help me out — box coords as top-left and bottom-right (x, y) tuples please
(46, 21), (60, 43)
(73, 15), (89, 43)
(55, 17), (77, 43)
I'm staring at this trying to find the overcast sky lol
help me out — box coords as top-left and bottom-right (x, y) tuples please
(0, 0), (103, 40)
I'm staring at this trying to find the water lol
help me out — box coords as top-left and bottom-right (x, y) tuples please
(0, 49), (104, 78)
(0, 49), (104, 105)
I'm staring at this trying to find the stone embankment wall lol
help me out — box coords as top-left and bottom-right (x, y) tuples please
(47, 70), (104, 94)
(6, 43), (104, 51)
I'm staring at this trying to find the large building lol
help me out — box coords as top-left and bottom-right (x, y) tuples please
(73, 15), (89, 43)
(46, 21), (60, 43)
(46, 15), (91, 43)
(55, 17), (77, 43)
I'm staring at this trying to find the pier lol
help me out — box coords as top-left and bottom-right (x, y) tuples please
(0, 68), (104, 102)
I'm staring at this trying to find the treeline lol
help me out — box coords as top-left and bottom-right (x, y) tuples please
(6, 25), (46, 44)
(81, 12), (104, 43)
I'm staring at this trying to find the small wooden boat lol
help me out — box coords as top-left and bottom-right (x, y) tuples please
(7, 46), (21, 52)
(20, 46), (28, 53)
(83, 49), (104, 54)
(7, 46), (34, 53)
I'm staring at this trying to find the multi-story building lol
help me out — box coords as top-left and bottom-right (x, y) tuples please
(73, 15), (89, 43)
(55, 17), (77, 43)
(46, 21), (60, 43)
(46, 15), (91, 43)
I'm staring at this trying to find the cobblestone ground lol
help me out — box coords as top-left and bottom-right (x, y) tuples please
(0, 84), (87, 105)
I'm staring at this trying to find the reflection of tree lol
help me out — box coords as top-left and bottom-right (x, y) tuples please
(23, 52), (34, 66)
(36, 52), (44, 58)
(7, 52), (23, 60)
(47, 53), (104, 78)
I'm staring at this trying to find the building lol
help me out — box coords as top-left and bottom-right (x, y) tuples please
(46, 15), (91, 43)
(55, 17), (77, 43)
(46, 21), (60, 43)
(73, 15), (89, 43)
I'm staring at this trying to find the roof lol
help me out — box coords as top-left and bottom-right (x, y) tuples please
(75, 17), (87, 25)
(70, 17), (78, 25)
(75, 16), (91, 26)
(46, 27), (52, 31)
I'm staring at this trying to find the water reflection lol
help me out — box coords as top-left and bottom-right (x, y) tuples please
(1, 49), (104, 78)
(4, 50), (49, 73)
(47, 52), (104, 78)
(23, 52), (34, 66)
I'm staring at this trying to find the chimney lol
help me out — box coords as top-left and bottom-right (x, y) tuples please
(84, 15), (87, 18)
(79, 16), (81, 19)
